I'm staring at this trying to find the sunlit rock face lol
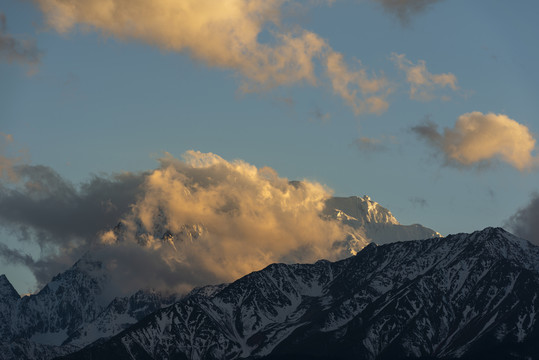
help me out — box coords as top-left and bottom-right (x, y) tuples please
(61, 227), (539, 360)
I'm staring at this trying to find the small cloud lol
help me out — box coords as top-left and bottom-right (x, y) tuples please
(373, 0), (444, 25)
(274, 96), (295, 108)
(309, 107), (331, 123)
(392, 53), (457, 101)
(409, 196), (428, 208)
(354, 137), (387, 152)
(0, 13), (41, 73)
(411, 112), (538, 171)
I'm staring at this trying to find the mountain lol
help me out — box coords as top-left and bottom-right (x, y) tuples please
(0, 256), (177, 360)
(0, 194), (440, 359)
(324, 196), (440, 251)
(58, 228), (539, 360)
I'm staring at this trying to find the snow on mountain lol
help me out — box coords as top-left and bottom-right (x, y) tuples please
(60, 227), (539, 360)
(0, 193), (443, 360)
(0, 255), (177, 360)
(11, 255), (109, 346)
(324, 196), (440, 251)
(63, 289), (178, 347)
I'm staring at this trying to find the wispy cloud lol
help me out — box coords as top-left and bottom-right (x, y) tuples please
(326, 52), (390, 115)
(412, 112), (538, 171)
(34, 0), (390, 115)
(392, 53), (457, 101)
(0, 13), (41, 73)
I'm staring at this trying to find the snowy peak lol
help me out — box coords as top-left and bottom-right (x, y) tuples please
(324, 195), (440, 247)
(447, 227), (539, 273)
(325, 196), (400, 225)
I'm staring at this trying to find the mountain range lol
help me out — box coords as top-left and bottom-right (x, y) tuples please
(3, 196), (536, 359)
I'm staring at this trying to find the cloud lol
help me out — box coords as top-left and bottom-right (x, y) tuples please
(0, 133), (22, 182)
(409, 196), (428, 208)
(0, 162), (145, 287)
(373, 0), (443, 25)
(309, 107), (331, 123)
(0, 13), (41, 71)
(34, 0), (389, 115)
(392, 53), (457, 101)
(506, 193), (539, 245)
(354, 136), (387, 152)
(0, 151), (350, 294)
(101, 151), (348, 293)
(326, 51), (390, 115)
(412, 112), (538, 171)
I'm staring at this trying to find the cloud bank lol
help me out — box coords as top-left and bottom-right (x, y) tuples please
(0, 13), (41, 71)
(412, 112), (538, 171)
(0, 150), (349, 294)
(34, 0), (389, 115)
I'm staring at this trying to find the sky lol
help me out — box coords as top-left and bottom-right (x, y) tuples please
(1, 0), (539, 295)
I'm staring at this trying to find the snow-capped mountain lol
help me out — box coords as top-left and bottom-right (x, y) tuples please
(325, 196), (440, 248)
(0, 256), (177, 360)
(58, 228), (539, 360)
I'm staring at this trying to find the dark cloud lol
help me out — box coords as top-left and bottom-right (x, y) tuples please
(0, 13), (41, 67)
(505, 193), (539, 245)
(409, 196), (428, 208)
(309, 107), (331, 123)
(0, 165), (144, 244)
(373, 0), (444, 25)
(0, 165), (145, 287)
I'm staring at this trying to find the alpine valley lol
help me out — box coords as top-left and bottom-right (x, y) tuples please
(2, 197), (538, 359)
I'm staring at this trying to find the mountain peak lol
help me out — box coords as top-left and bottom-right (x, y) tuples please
(0, 274), (19, 300)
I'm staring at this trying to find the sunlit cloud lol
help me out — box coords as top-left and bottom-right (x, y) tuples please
(412, 112), (538, 171)
(392, 53), (457, 101)
(102, 151), (348, 293)
(0, 13), (41, 74)
(0, 150), (351, 294)
(34, 0), (390, 115)
(326, 51), (390, 115)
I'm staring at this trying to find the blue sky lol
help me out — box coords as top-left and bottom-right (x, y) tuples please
(1, 0), (539, 294)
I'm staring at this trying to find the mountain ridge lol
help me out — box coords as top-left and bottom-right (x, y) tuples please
(56, 227), (539, 360)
